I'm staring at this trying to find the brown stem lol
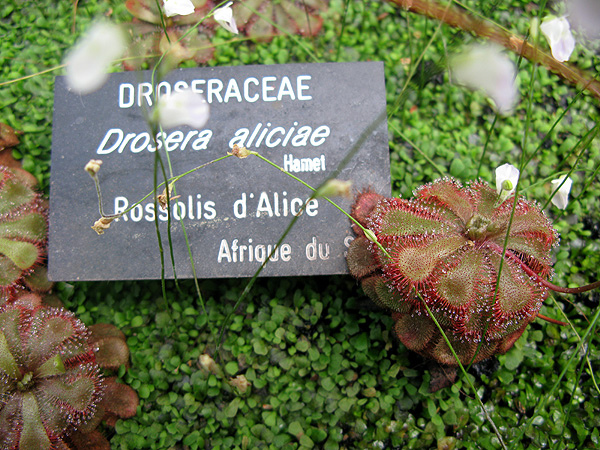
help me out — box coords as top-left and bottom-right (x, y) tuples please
(536, 313), (567, 326)
(386, 0), (600, 101)
(488, 241), (600, 294)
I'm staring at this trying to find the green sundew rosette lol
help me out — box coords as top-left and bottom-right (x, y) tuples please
(0, 303), (104, 449)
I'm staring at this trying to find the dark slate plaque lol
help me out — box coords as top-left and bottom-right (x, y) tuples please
(49, 62), (390, 281)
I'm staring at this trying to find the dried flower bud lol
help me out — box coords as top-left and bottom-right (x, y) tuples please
(157, 182), (179, 210)
(92, 217), (114, 235)
(157, 193), (168, 210)
(229, 374), (250, 394)
(228, 144), (251, 159)
(199, 354), (219, 375)
(85, 159), (103, 177)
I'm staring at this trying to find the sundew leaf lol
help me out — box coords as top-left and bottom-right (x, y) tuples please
(0, 255), (23, 286)
(0, 176), (34, 215)
(20, 393), (53, 450)
(0, 238), (39, 270)
(0, 212), (46, 241)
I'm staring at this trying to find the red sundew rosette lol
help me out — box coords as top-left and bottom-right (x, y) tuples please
(347, 178), (558, 365)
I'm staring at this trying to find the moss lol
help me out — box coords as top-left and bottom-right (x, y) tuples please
(2, 0), (600, 448)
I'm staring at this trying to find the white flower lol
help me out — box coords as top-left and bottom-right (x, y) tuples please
(64, 22), (126, 94)
(540, 16), (576, 62)
(163, 0), (195, 17)
(495, 163), (520, 199)
(214, 2), (239, 34)
(155, 89), (210, 129)
(450, 44), (518, 115)
(550, 176), (573, 210)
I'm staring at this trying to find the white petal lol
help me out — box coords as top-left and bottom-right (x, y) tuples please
(163, 0), (196, 17)
(550, 176), (573, 210)
(495, 163), (520, 196)
(540, 16), (576, 62)
(64, 22), (126, 94)
(214, 2), (239, 34)
(450, 44), (518, 115)
(156, 89), (210, 129)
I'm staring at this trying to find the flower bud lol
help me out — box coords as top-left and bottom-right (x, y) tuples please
(228, 144), (251, 159)
(91, 217), (115, 235)
(229, 374), (250, 394)
(364, 228), (378, 243)
(199, 354), (220, 375)
(550, 176), (573, 210)
(214, 2), (239, 34)
(84, 159), (103, 177)
(316, 179), (352, 198)
(495, 163), (520, 201)
(157, 182), (179, 210)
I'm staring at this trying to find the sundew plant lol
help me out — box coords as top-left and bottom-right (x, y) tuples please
(1, 0), (600, 449)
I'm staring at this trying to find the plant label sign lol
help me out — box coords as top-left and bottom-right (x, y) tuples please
(49, 62), (391, 281)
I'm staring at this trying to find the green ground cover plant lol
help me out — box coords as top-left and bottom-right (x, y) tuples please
(1, 0), (599, 449)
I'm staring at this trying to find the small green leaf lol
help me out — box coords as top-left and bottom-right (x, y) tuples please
(350, 333), (368, 352)
(224, 398), (241, 418)
(253, 340), (268, 356)
(225, 361), (238, 375)
(296, 338), (310, 352)
(130, 316), (144, 327)
(288, 421), (304, 437)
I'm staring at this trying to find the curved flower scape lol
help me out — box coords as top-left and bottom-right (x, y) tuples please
(347, 178), (558, 366)
(0, 302), (104, 448)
